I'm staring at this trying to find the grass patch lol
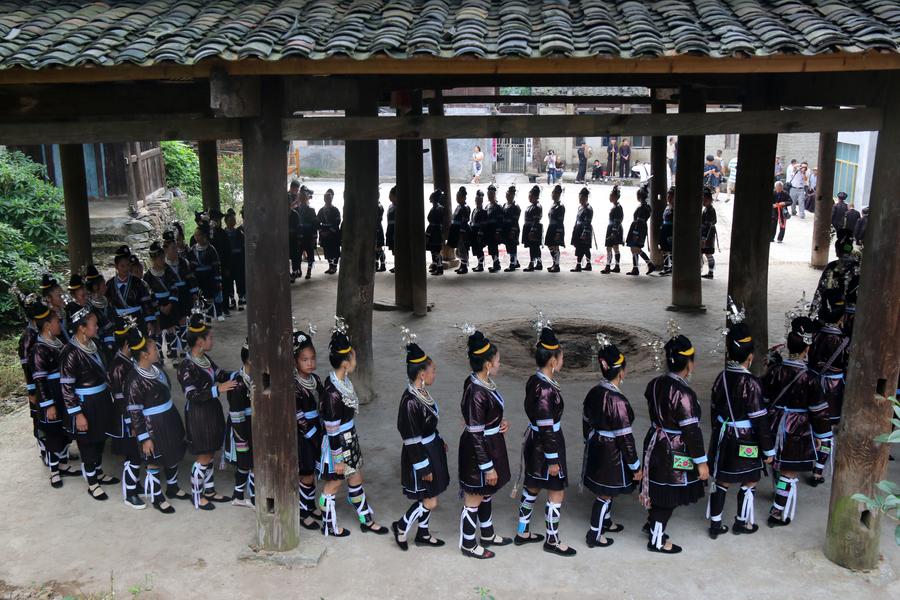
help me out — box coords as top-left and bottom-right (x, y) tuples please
(0, 333), (24, 404)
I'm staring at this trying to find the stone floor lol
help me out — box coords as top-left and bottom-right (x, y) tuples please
(1, 183), (896, 599)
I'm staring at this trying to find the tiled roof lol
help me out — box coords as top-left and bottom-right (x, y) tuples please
(0, 0), (897, 70)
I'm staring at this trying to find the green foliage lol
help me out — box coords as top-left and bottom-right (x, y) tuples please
(300, 166), (327, 178)
(0, 149), (67, 327)
(160, 141), (201, 197)
(475, 588), (495, 600)
(853, 395), (900, 545)
(218, 152), (244, 211)
(171, 191), (203, 240)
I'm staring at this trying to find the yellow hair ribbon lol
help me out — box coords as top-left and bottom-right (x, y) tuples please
(408, 354), (428, 364)
(472, 342), (491, 355)
(34, 308), (51, 320)
(737, 336), (752, 343)
(614, 353), (625, 365)
(188, 324), (207, 333)
(337, 346), (352, 354)
(540, 342), (560, 350)
(678, 347), (695, 357)
(130, 337), (147, 351)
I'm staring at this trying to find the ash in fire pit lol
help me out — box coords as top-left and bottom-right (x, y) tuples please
(478, 318), (661, 380)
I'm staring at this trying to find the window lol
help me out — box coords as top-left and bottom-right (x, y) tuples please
(724, 134), (738, 150)
(629, 136), (651, 148)
(306, 140), (344, 147)
(834, 142), (859, 204)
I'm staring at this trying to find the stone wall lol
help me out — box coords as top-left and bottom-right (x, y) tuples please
(90, 190), (175, 266)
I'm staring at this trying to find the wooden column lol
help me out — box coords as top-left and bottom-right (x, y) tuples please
(395, 131), (413, 311)
(241, 76), (300, 551)
(825, 79), (900, 571)
(394, 97), (427, 317)
(430, 91), (454, 264)
(336, 86), (380, 400)
(726, 91), (777, 375)
(649, 94), (667, 266)
(811, 130), (837, 268)
(669, 87), (705, 311)
(198, 140), (221, 213)
(59, 144), (93, 273)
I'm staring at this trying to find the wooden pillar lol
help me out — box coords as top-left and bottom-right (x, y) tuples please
(198, 140), (221, 213)
(394, 95), (427, 316)
(241, 76), (300, 551)
(649, 94), (667, 266)
(336, 85), (380, 400)
(811, 130), (837, 268)
(430, 91), (454, 263)
(669, 87), (705, 311)
(726, 90), (777, 375)
(824, 79), (900, 571)
(59, 144), (93, 273)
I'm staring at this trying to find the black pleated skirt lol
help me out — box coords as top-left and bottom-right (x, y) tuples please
(147, 405), (188, 467)
(185, 398), (225, 455)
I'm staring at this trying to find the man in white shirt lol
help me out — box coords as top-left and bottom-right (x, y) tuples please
(788, 161), (809, 219)
(727, 157), (738, 197)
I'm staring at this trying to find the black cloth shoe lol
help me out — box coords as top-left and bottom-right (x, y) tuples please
(767, 515), (791, 528)
(570, 264), (582, 272)
(807, 476), (825, 487)
(647, 542), (682, 554)
(626, 268), (639, 276)
(535, 262), (543, 271)
(548, 265), (560, 273)
(124, 495), (146, 510)
(583, 264), (592, 272)
(543, 542), (577, 557)
(414, 533), (446, 548)
(391, 521), (408, 551)
(646, 263), (657, 275)
(50, 472), (63, 489)
(472, 264), (484, 272)
(585, 532), (614, 548)
(461, 546), (495, 560)
(601, 265), (611, 274)
(612, 265), (620, 273)
(152, 499), (176, 514)
(458, 266), (468, 274)
(702, 272), (714, 279)
(732, 520), (759, 535)
(709, 523), (729, 539)
(514, 533), (544, 546)
(481, 534), (512, 547)
(360, 521), (389, 535)
(321, 525), (350, 537)
(166, 486), (190, 501)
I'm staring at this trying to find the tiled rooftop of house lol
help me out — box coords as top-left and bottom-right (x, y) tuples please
(0, 0), (897, 71)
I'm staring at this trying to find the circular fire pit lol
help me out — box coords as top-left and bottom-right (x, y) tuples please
(474, 318), (662, 380)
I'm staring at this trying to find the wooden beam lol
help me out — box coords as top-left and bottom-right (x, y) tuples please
(649, 94), (667, 266)
(439, 94), (652, 105)
(0, 118), (240, 145)
(210, 68), (260, 117)
(241, 76), (300, 551)
(281, 108), (882, 140)
(824, 76), (900, 571)
(336, 87), (380, 400)
(811, 130), (838, 268)
(726, 89), (777, 375)
(0, 81), (210, 119)
(394, 134), (413, 311)
(59, 144), (93, 273)
(197, 140), (221, 213)
(669, 86), (705, 311)
(0, 52), (898, 85)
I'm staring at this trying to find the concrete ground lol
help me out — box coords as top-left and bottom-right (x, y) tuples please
(1, 181), (896, 599)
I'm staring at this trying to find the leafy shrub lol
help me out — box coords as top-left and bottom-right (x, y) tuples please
(160, 141), (201, 197)
(0, 150), (67, 327)
(218, 152), (244, 212)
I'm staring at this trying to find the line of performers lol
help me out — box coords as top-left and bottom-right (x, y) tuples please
(16, 272), (853, 557)
(427, 183), (664, 276)
(288, 180), (682, 280)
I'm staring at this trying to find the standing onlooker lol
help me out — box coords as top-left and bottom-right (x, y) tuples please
(774, 157), (784, 181)
(606, 137), (618, 180)
(544, 150), (557, 184)
(618, 138), (631, 179)
(771, 181), (792, 244)
(703, 155), (720, 201)
(787, 161), (808, 218)
(831, 191), (849, 231)
(726, 156), (738, 199)
(854, 207), (868, 247)
(666, 137), (677, 181)
(844, 203), (861, 234)
(471, 146), (484, 184)
(713, 150), (725, 193)
(806, 167), (819, 214)
(785, 159), (798, 185)
(576, 142), (591, 183)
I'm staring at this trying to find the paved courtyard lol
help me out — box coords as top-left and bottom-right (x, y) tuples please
(1, 182), (896, 599)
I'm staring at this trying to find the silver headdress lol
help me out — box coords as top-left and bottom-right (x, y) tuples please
(784, 291), (812, 340)
(454, 322), (477, 337)
(725, 295), (746, 326)
(69, 303), (93, 325)
(400, 326), (417, 348)
(591, 332), (614, 372)
(308, 322), (317, 338)
(332, 315), (349, 335)
(531, 307), (552, 337)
